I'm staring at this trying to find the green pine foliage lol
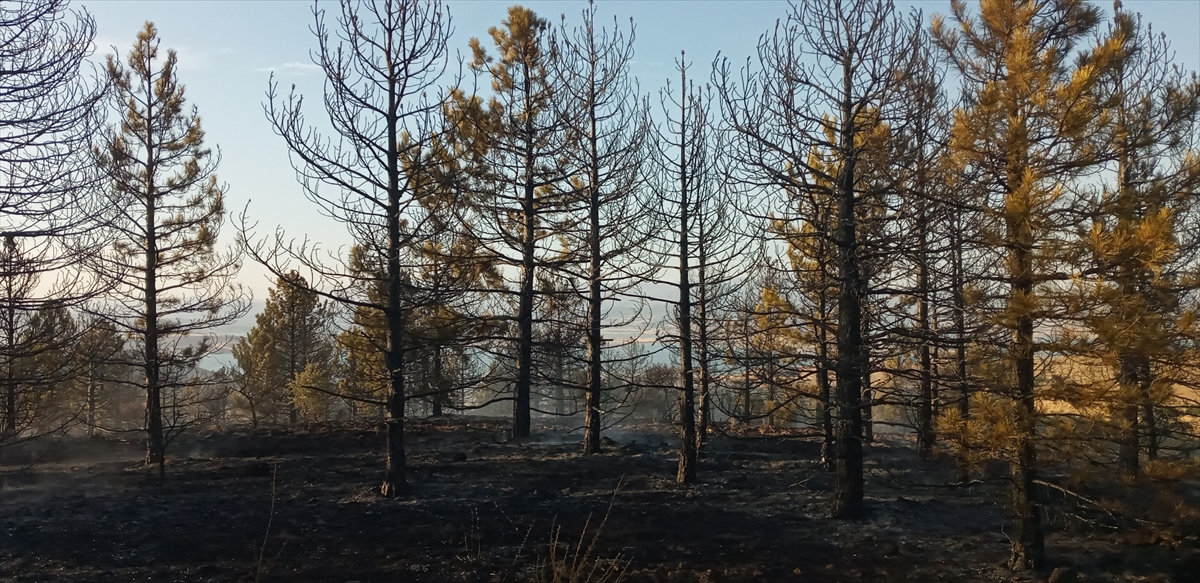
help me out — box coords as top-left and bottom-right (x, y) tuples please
(232, 272), (334, 426)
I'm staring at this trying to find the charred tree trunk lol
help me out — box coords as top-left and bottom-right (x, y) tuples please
(861, 313), (873, 444)
(431, 345), (444, 417)
(513, 82), (537, 441)
(830, 69), (864, 520)
(952, 220), (971, 484)
(144, 152), (164, 478)
(916, 206), (935, 459)
(676, 63), (697, 484)
(2, 297), (15, 442)
(380, 86), (407, 498)
(382, 304), (406, 496)
(584, 89), (604, 455)
(696, 247), (710, 451)
(742, 350), (752, 426)
(1139, 359), (1157, 460)
(697, 349), (710, 451)
(553, 347), (566, 416)
(932, 342), (941, 422)
(818, 291), (833, 467)
(87, 365), (97, 438)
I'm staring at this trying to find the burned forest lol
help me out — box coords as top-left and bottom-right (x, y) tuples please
(4, 0), (1200, 581)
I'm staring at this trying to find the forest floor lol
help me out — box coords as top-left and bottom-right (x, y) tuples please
(1, 418), (1198, 583)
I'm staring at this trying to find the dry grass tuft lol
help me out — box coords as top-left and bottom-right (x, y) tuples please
(1143, 458), (1200, 482)
(536, 481), (628, 583)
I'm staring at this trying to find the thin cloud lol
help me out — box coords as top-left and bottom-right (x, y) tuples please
(257, 61), (320, 75)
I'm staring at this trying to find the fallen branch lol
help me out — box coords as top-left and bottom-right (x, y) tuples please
(1033, 479), (1122, 528)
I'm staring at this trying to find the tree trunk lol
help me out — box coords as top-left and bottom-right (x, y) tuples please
(553, 349), (565, 416)
(831, 71), (864, 519)
(2, 381), (11, 441)
(742, 352), (752, 425)
(917, 346), (934, 457)
(1140, 360), (1157, 461)
(696, 268), (710, 451)
(1008, 166), (1044, 571)
(382, 319), (406, 497)
(861, 360), (872, 444)
(676, 63), (696, 484)
(380, 85), (407, 498)
(817, 292), (833, 467)
(87, 366), (97, 438)
(764, 362), (777, 429)
(952, 221), (971, 484)
(3, 368), (14, 442)
(144, 155), (164, 478)
(1010, 419), (1042, 570)
(932, 343), (941, 423)
(431, 345), (444, 417)
(584, 96), (603, 455)
(861, 315), (873, 444)
(288, 318), (298, 428)
(1118, 356), (1140, 476)
(3, 298), (16, 442)
(677, 287), (697, 484)
(917, 213), (935, 459)
(697, 360), (710, 451)
(859, 247), (873, 447)
(513, 87), (536, 440)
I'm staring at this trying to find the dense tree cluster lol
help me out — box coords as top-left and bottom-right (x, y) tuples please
(3, 0), (1200, 572)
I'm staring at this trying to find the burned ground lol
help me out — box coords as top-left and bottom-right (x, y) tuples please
(1, 419), (1197, 583)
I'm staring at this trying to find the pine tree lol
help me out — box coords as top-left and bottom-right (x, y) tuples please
(335, 266), (390, 422)
(690, 192), (749, 451)
(454, 5), (571, 440)
(253, 0), (454, 496)
(1, 239), (51, 442)
(716, 0), (919, 518)
(73, 317), (127, 437)
(230, 325), (278, 428)
(400, 125), (501, 419)
(1, 296), (78, 444)
(888, 33), (954, 460)
(233, 272), (334, 427)
(270, 273), (332, 425)
(334, 325), (388, 421)
(767, 117), (896, 459)
(551, 1), (655, 455)
(1085, 2), (1200, 477)
(0, 0), (107, 448)
(292, 361), (337, 422)
(749, 281), (808, 428)
(651, 55), (714, 484)
(771, 171), (838, 462)
(95, 22), (248, 475)
(531, 272), (586, 418)
(932, 0), (1123, 569)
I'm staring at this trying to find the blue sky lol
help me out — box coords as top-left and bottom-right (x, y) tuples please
(76, 0), (1200, 300)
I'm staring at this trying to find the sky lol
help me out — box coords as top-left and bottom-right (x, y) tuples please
(72, 0), (1200, 338)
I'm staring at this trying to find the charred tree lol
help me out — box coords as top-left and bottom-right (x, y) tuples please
(551, 3), (656, 454)
(250, 0), (453, 496)
(716, 0), (918, 519)
(0, 0), (107, 450)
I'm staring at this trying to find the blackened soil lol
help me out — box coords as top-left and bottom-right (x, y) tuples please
(1, 419), (1196, 583)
